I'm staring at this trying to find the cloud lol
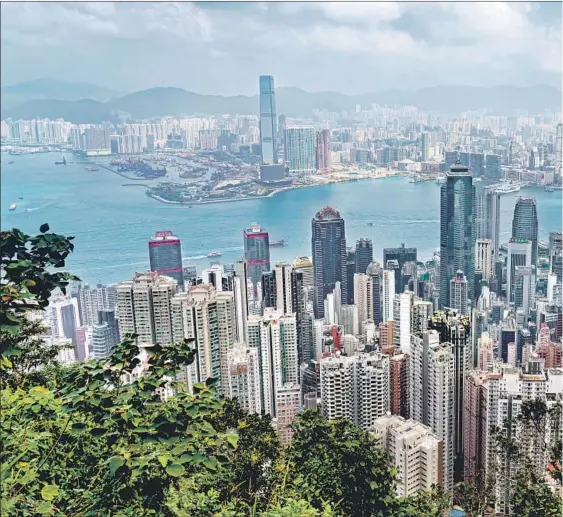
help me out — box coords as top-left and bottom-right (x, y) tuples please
(1, 2), (560, 94)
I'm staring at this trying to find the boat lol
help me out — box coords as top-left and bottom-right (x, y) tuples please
(545, 187), (555, 192)
(85, 167), (99, 172)
(270, 240), (285, 248)
(25, 208), (33, 212)
(55, 157), (67, 165)
(367, 222), (374, 227)
(495, 183), (521, 195)
(207, 251), (222, 258)
(18, 196), (23, 200)
(9, 203), (16, 211)
(8, 161), (14, 164)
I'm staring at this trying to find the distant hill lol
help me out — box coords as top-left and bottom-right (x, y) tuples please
(2, 84), (560, 123)
(1, 79), (122, 111)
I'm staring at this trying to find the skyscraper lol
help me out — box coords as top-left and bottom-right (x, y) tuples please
(148, 231), (184, 290)
(315, 129), (332, 171)
(421, 132), (430, 161)
(226, 344), (262, 414)
(511, 197), (539, 266)
(506, 238), (533, 304)
(355, 238), (373, 275)
(475, 188), (500, 258)
(382, 269), (396, 323)
(475, 238), (493, 281)
(439, 161), (475, 309)
(354, 273), (373, 328)
(383, 244), (417, 294)
(285, 126), (316, 175)
(449, 271), (469, 316)
(556, 123), (562, 181)
(311, 206), (347, 319)
(259, 75), (278, 165)
(243, 223), (271, 286)
(367, 261), (382, 325)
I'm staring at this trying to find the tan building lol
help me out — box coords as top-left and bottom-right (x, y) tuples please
(372, 414), (443, 497)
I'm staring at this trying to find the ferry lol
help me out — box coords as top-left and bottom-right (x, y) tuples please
(495, 183), (521, 195)
(207, 251), (222, 258)
(85, 167), (99, 172)
(270, 240), (286, 248)
(9, 203), (16, 211)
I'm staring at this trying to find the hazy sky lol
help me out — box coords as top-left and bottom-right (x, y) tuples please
(1, 2), (561, 95)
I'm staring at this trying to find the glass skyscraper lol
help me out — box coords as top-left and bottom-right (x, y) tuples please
(243, 222), (271, 286)
(439, 162), (475, 309)
(148, 231), (184, 289)
(311, 206), (347, 318)
(511, 197), (539, 266)
(285, 126), (316, 175)
(259, 75), (278, 165)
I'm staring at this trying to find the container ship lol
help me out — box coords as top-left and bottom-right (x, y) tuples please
(269, 240), (285, 248)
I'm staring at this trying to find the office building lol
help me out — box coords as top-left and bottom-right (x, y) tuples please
(315, 129), (332, 171)
(440, 162), (475, 309)
(116, 271), (177, 347)
(148, 231), (184, 290)
(390, 353), (409, 419)
(475, 189), (501, 259)
(171, 284), (236, 394)
(512, 197), (539, 266)
(421, 132), (430, 161)
(49, 296), (82, 359)
(382, 269), (396, 323)
(507, 238), (533, 304)
(259, 75), (278, 165)
(514, 265), (536, 316)
(367, 261), (382, 325)
(428, 310), (470, 483)
(355, 238), (373, 275)
(383, 244), (417, 294)
(292, 256), (314, 288)
(320, 352), (390, 430)
(485, 154), (501, 180)
(410, 330), (455, 490)
(354, 273), (373, 329)
(91, 322), (115, 359)
(449, 271), (469, 316)
(372, 415), (443, 497)
(226, 344), (261, 414)
(285, 126), (316, 175)
(232, 260), (249, 344)
(247, 310), (299, 417)
(311, 206), (347, 319)
(243, 223), (271, 286)
(475, 239), (493, 282)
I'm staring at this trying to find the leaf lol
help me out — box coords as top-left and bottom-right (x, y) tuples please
(157, 455), (169, 467)
(225, 430), (239, 449)
(108, 456), (125, 475)
(39, 223), (50, 233)
(41, 484), (59, 501)
(165, 463), (185, 477)
(36, 501), (52, 514)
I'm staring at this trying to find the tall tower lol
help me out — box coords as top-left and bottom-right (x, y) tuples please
(285, 126), (316, 175)
(556, 123), (562, 182)
(243, 223), (271, 286)
(440, 161), (475, 309)
(259, 75), (278, 165)
(511, 197), (538, 266)
(355, 238), (373, 275)
(449, 271), (469, 316)
(367, 261), (382, 325)
(381, 269), (396, 323)
(148, 231), (184, 290)
(311, 206), (347, 319)
(315, 129), (332, 171)
(421, 132), (430, 161)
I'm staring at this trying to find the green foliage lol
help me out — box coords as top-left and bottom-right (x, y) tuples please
(1, 225), (78, 335)
(511, 465), (563, 517)
(284, 411), (397, 517)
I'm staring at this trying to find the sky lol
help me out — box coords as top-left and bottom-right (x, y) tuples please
(1, 1), (561, 95)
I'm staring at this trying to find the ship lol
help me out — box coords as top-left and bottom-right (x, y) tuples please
(545, 186), (555, 193)
(269, 240), (285, 248)
(9, 203), (16, 211)
(367, 222), (374, 227)
(55, 157), (67, 165)
(85, 167), (99, 172)
(207, 251), (222, 258)
(494, 183), (521, 195)
(8, 161), (14, 164)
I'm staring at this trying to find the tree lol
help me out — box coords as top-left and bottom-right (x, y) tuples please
(284, 411), (397, 517)
(511, 464), (563, 517)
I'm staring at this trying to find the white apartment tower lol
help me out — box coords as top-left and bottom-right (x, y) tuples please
(226, 344), (261, 414)
(475, 239), (493, 282)
(116, 272), (177, 346)
(382, 269), (396, 323)
(354, 273), (373, 330)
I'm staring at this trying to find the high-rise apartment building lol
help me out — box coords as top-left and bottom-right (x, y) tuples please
(285, 126), (316, 175)
(243, 223), (271, 286)
(511, 197), (539, 266)
(410, 330), (455, 490)
(475, 239), (493, 282)
(247, 310), (299, 417)
(382, 269), (396, 323)
(275, 384), (301, 444)
(320, 352), (390, 430)
(148, 231), (184, 290)
(76, 283), (117, 326)
(116, 272), (177, 347)
(449, 271), (469, 316)
(354, 273), (373, 328)
(232, 260), (249, 344)
(367, 262), (382, 325)
(421, 132), (430, 161)
(226, 344), (261, 414)
(311, 206), (347, 319)
(372, 415), (443, 497)
(171, 284), (236, 394)
(92, 322), (115, 359)
(440, 162), (475, 309)
(259, 75), (278, 165)
(315, 129), (332, 171)
(390, 353), (409, 419)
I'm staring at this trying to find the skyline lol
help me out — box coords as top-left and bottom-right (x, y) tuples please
(1, 2), (561, 94)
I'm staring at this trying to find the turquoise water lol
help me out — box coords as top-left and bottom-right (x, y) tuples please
(2, 152), (561, 285)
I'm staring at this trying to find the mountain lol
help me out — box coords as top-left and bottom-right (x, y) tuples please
(1, 79), (122, 110)
(2, 84), (560, 123)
